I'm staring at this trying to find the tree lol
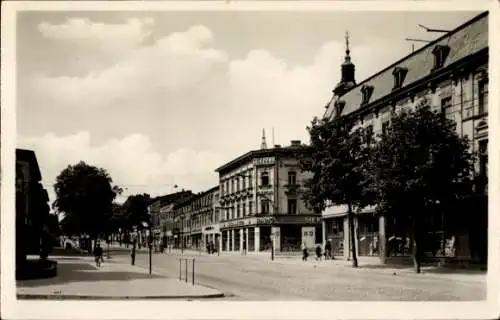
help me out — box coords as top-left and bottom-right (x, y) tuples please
(299, 116), (375, 267)
(367, 100), (473, 273)
(121, 193), (151, 231)
(53, 161), (120, 250)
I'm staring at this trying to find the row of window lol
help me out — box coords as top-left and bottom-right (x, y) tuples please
(190, 212), (216, 229)
(360, 77), (488, 141)
(360, 45), (451, 106)
(221, 172), (252, 195)
(223, 201), (254, 220)
(221, 198), (299, 221)
(441, 78), (488, 120)
(221, 170), (299, 195)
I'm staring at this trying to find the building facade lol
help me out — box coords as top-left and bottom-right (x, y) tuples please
(172, 187), (220, 251)
(16, 149), (53, 279)
(322, 12), (488, 264)
(159, 203), (176, 246)
(215, 138), (322, 254)
(149, 190), (193, 245)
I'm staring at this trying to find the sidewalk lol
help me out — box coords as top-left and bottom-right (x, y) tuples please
(271, 256), (487, 283)
(16, 255), (224, 300)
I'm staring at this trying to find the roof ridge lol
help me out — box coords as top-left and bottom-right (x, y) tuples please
(339, 11), (488, 95)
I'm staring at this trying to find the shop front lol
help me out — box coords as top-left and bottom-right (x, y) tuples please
(190, 229), (202, 250)
(324, 216), (345, 257)
(220, 215), (321, 253)
(203, 225), (220, 251)
(356, 213), (379, 257)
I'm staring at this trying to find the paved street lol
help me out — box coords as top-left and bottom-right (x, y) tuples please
(110, 247), (486, 301)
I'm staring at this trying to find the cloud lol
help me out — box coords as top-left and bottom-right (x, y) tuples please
(38, 17), (153, 45)
(17, 132), (224, 205)
(20, 21), (412, 207)
(29, 24), (228, 109)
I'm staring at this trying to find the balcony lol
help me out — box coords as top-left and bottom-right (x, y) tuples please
(284, 184), (300, 195)
(258, 184), (273, 190)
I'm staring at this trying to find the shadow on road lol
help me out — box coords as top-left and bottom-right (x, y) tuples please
(17, 260), (166, 288)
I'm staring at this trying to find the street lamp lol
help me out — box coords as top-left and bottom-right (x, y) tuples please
(180, 215), (185, 254)
(147, 207), (152, 276)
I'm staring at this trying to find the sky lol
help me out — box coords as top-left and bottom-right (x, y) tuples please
(16, 9), (481, 206)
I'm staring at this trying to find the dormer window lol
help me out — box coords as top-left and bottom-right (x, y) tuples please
(432, 45), (450, 70)
(392, 67), (408, 90)
(334, 100), (346, 118)
(361, 85), (374, 105)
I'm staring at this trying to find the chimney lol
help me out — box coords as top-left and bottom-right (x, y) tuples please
(290, 140), (301, 147)
(274, 144), (281, 148)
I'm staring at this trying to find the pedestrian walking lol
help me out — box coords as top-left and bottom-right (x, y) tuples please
(94, 243), (104, 268)
(242, 240), (247, 255)
(315, 245), (322, 261)
(325, 239), (333, 260)
(130, 240), (136, 266)
(301, 242), (308, 261)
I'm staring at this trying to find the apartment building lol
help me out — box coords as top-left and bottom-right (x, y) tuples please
(322, 12), (488, 264)
(172, 187), (220, 250)
(215, 135), (322, 254)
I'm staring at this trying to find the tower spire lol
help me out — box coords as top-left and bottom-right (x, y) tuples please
(344, 31), (351, 63)
(333, 30), (356, 97)
(261, 128), (268, 149)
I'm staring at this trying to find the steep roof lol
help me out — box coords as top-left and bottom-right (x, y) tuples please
(16, 148), (42, 182)
(149, 190), (193, 206)
(334, 11), (488, 118)
(173, 186), (219, 210)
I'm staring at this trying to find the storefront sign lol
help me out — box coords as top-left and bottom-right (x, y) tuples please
(220, 217), (261, 229)
(254, 157), (275, 166)
(256, 216), (275, 225)
(203, 225), (220, 234)
(276, 215), (320, 225)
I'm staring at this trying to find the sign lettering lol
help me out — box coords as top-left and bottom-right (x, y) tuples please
(254, 157), (275, 166)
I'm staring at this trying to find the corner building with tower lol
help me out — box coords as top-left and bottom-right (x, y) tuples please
(216, 133), (322, 254)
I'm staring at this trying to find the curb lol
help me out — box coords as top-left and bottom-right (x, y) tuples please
(17, 293), (225, 300)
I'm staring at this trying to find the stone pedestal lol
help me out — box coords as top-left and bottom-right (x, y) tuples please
(301, 226), (315, 249)
(343, 217), (350, 260)
(255, 227), (260, 252)
(231, 230), (235, 251)
(245, 228), (249, 252)
(239, 229), (244, 252)
(379, 215), (386, 263)
(321, 220), (326, 248)
(272, 226), (281, 252)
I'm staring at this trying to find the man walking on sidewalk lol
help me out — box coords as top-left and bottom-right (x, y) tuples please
(131, 240), (137, 266)
(301, 242), (308, 261)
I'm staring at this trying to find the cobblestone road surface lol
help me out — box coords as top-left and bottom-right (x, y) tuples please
(110, 248), (486, 301)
